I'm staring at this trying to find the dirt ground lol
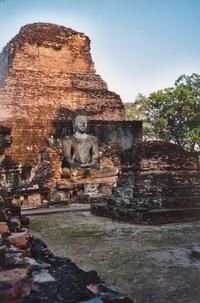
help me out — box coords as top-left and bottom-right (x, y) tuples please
(30, 211), (200, 303)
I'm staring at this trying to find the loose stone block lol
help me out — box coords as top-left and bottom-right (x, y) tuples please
(0, 222), (9, 234)
(0, 268), (31, 303)
(7, 230), (30, 249)
(27, 193), (42, 208)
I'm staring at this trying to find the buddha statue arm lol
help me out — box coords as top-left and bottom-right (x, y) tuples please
(91, 137), (99, 166)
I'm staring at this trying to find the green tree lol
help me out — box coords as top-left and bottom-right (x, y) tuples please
(125, 74), (200, 151)
(124, 94), (152, 140)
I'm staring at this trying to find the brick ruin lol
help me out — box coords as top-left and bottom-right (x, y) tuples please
(0, 23), (127, 206)
(0, 23), (136, 303)
(92, 141), (200, 224)
(0, 20), (200, 303)
(0, 22), (199, 224)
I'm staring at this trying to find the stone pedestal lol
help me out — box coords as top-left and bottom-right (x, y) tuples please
(56, 176), (118, 204)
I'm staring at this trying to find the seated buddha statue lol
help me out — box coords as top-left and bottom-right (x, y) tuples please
(61, 110), (118, 180)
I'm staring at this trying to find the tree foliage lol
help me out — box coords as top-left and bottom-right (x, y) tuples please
(124, 73), (200, 151)
(124, 94), (151, 140)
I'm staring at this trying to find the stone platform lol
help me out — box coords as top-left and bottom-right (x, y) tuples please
(55, 176), (117, 204)
(92, 142), (200, 225)
(91, 204), (200, 225)
(22, 204), (90, 216)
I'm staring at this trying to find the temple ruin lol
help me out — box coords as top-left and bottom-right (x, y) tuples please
(0, 23), (128, 206)
(0, 21), (200, 303)
(0, 22), (199, 220)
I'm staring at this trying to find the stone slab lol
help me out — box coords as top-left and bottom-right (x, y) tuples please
(22, 204), (91, 216)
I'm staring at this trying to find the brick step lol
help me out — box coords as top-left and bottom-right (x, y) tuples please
(132, 189), (200, 198)
(108, 196), (200, 209)
(133, 183), (200, 192)
(135, 184), (200, 190)
(135, 173), (200, 180)
(147, 208), (200, 224)
(161, 196), (200, 208)
(91, 204), (200, 225)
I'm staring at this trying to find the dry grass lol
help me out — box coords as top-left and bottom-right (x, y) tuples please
(30, 212), (200, 303)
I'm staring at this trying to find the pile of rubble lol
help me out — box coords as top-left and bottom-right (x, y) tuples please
(0, 201), (133, 303)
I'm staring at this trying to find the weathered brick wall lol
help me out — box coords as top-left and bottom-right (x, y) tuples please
(123, 141), (200, 209)
(0, 23), (124, 163)
(0, 23), (126, 199)
(0, 119), (142, 201)
(45, 120), (143, 182)
(88, 121), (142, 152)
(92, 141), (200, 224)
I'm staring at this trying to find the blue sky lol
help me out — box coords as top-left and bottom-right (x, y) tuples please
(0, 0), (200, 101)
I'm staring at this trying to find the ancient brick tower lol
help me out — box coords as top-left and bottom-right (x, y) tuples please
(0, 23), (124, 166)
